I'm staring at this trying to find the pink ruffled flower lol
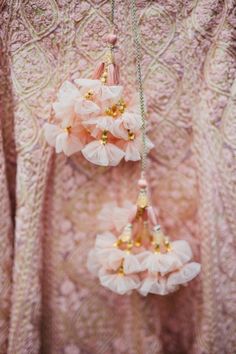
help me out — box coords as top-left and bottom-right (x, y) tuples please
(139, 273), (176, 296)
(53, 80), (101, 121)
(98, 268), (140, 295)
(43, 123), (87, 156)
(88, 232), (141, 274)
(123, 133), (154, 161)
(166, 262), (201, 287)
(110, 112), (153, 161)
(74, 79), (123, 103)
(139, 262), (201, 296)
(137, 250), (182, 274)
(112, 111), (142, 136)
(87, 97), (142, 136)
(52, 81), (80, 124)
(81, 139), (125, 166)
(138, 240), (193, 275)
(84, 115), (115, 135)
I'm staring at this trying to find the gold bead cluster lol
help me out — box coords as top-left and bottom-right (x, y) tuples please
(100, 130), (108, 145)
(84, 90), (94, 100)
(105, 99), (127, 118)
(64, 126), (72, 134)
(128, 130), (135, 141)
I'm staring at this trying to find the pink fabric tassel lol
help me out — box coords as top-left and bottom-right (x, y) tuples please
(92, 62), (105, 80)
(107, 63), (120, 85)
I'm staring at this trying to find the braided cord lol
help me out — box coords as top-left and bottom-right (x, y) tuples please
(109, 0), (115, 58)
(130, 0), (147, 172)
(111, 0), (115, 26)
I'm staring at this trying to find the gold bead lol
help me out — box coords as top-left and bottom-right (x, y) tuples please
(137, 188), (149, 208)
(152, 227), (164, 245)
(154, 244), (161, 253)
(135, 240), (141, 247)
(64, 126), (72, 134)
(164, 237), (172, 252)
(119, 224), (132, 243)
(117, 261), (124, 276)
(84, 90), (94, 100)
(100, 130), (108, 145)
(128, 130), (135, 141)
(126, 241), (133, 250)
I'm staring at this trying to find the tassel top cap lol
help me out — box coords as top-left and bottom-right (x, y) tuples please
(106, 33), (117, 46)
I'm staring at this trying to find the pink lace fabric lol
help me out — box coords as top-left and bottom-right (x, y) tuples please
(0, 1), (236, 353)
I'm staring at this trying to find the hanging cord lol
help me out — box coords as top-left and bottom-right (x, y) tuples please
(111, 0), (115, 26)
(130, 0), (147, 174)
(109, 0), (116, 58)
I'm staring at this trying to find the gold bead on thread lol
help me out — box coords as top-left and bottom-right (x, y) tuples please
(128, 130), (135, 141)
(84, 90), (94, 100)
(137, 188), (148, 209)
(64, 126), (72, 134)
(119, 224), (133, 243)
(100, 130), (108, 145)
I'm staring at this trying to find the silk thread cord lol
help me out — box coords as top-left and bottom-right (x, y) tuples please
(109, 0), (115, 58)
(130, 0), (147, 173)
(111, 0), (115, 26)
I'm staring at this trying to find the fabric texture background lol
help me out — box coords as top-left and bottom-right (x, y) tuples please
(0, 1), (236, 353)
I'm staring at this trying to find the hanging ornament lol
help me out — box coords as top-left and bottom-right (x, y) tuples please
(87, 174), (201, 296)
(87, 0), (201, 296)
(43, 3), (153, 166)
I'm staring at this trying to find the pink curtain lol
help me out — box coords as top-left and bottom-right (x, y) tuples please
(0, 1), (236, 353)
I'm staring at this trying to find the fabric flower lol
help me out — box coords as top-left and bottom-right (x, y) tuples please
(123, 133), (154, 161)
(139, 262), (201, 296)
(88, 232), (141, 274)
(98, 268), (140, 295)
(43, 123), (87, 156)
(52, 81), (80, 124)
(112, 117), (154, 161)
(137, 250), (182, 274)
(166, 262), (201, 287)
(75, 79), (123, 103)
(81, 139), (125, 166)
(139, 273), (176, 296)
(54, 80), (101, 118)
(138, 240), (194, 275)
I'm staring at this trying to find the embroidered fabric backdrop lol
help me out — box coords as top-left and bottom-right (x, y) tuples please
(0, 0), (236, 353)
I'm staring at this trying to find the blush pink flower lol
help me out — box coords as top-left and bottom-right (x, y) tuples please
(111, 112), (154, 161)
(98, 268), (140, 295)
(138, 240), (194, 275)
(139, 273), (176, 296)
(43, 123), (88, 156)
(88, 232), (141, 273)
(74, 78), (123, 103)
(52, 81), (80, 124)
(166, 262), (201, 287)
(139, 262), (201, 296)
(81, 139), (125, 166)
